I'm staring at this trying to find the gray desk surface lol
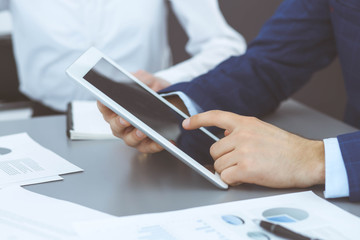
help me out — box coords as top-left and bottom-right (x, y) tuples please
(0, 99), (359, 217)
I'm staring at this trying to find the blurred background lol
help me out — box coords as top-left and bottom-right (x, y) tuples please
(0, 1), (346, 120)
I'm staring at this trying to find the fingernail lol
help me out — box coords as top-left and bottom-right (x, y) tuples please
(119, 118), (126, 126)
(136, 129), (144, 138)
(182, 118), (190, 128)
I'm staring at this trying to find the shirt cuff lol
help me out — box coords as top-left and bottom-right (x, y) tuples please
(160, 91), (202, 116)
(323, 138), (350, 198)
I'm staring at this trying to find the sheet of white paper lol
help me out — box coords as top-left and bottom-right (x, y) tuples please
(2, 175), (64, 188)
(0, 133), (82, 187)
(74, 191), (360, 240)
(0, 186), (113, 240)
(71, 100), (117, 140)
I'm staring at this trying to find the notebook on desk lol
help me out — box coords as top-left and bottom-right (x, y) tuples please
(0, 101), (33, 121)
(67, 100), (118, 140)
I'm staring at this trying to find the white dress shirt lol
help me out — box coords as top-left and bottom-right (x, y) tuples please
(1, 0), (246, 111)
(323, 138), (349, 198)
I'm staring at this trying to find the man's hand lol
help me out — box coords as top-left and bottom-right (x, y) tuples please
(182, 110), (325, 188)
(133, 70), (170, 92)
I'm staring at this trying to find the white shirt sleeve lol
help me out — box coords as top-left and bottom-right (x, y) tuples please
(323, 138), (350, 198)
(155, 0), (246, 84)
(0, 0), (9, 10)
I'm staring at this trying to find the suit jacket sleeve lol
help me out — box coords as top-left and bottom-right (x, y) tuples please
(338, 132), (360, 201)
(163, 0), (360, 201)
(164, 0), (337, 117)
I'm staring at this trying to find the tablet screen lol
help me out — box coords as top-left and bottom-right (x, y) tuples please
(83, 58), (216, 173)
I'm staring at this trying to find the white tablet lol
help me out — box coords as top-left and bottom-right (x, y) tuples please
(66, 47), (228, 189)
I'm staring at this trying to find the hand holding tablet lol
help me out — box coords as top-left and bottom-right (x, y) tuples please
(66, 47), (228, 189)
(97, 101), (165, 154)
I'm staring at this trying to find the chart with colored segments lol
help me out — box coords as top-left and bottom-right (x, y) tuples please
(73, 191), (360, 240)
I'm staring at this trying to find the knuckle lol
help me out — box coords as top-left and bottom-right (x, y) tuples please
(110, 127), (122, 138)
(100, 110), (116, 124)
(229, 181), (241, 187)
(124, 139), (137, 147)
(221, 171), (235, 185)
(102, 113), (111, 123)
(209, 144), (217, 158)
(123, 134), (138, 147)
(151, 140), (163, 152)
(110, 124), (125, 138)
(137, 139), (151, 153)
(211, 110), (224, 119)
(213, 160), (222, 172)
(237, 158), (251, 172)
(196, 110), (219, 122)
(109, 118), (119, 130)
(190, 114), (200, 123)
(245, 116), (259, 124)
(151, 142), (163, 153)
(137, 138), (160, 154)
(211, 110), (222, 115)
(137, 146), (148, 153)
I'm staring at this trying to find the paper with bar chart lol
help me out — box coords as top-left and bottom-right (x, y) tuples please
(73, 191), (360, 240)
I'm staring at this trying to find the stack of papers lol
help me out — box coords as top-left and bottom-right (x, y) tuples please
(0, 133), (82, 187)
(0, 186), (111, 240)
(73, 191), (360, 240)
(67, 100), (117, 140)
(0, 187), (359, 240)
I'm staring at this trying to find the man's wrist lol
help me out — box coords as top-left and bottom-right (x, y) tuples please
(309, 140), (326, 185)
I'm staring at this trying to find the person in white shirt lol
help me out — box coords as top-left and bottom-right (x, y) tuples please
(0, 0), (245, 115)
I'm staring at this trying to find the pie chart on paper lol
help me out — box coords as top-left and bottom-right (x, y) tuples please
(262, 207), (309, 223)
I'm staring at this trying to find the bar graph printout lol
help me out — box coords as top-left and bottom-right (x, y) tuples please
(73, 191), (360, 240)
(0, 132), (82, 187)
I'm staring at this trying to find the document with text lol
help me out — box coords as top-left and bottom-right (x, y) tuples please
(0, 132), (82, 187)
(74, 191), (360, 240)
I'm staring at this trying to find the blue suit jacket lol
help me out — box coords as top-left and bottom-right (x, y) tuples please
(165, 0), (360, 201)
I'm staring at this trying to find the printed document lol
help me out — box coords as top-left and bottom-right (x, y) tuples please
(73, 191), (360, 240)
(0, 133), (82, 187)
(0, 186), (111, 240)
